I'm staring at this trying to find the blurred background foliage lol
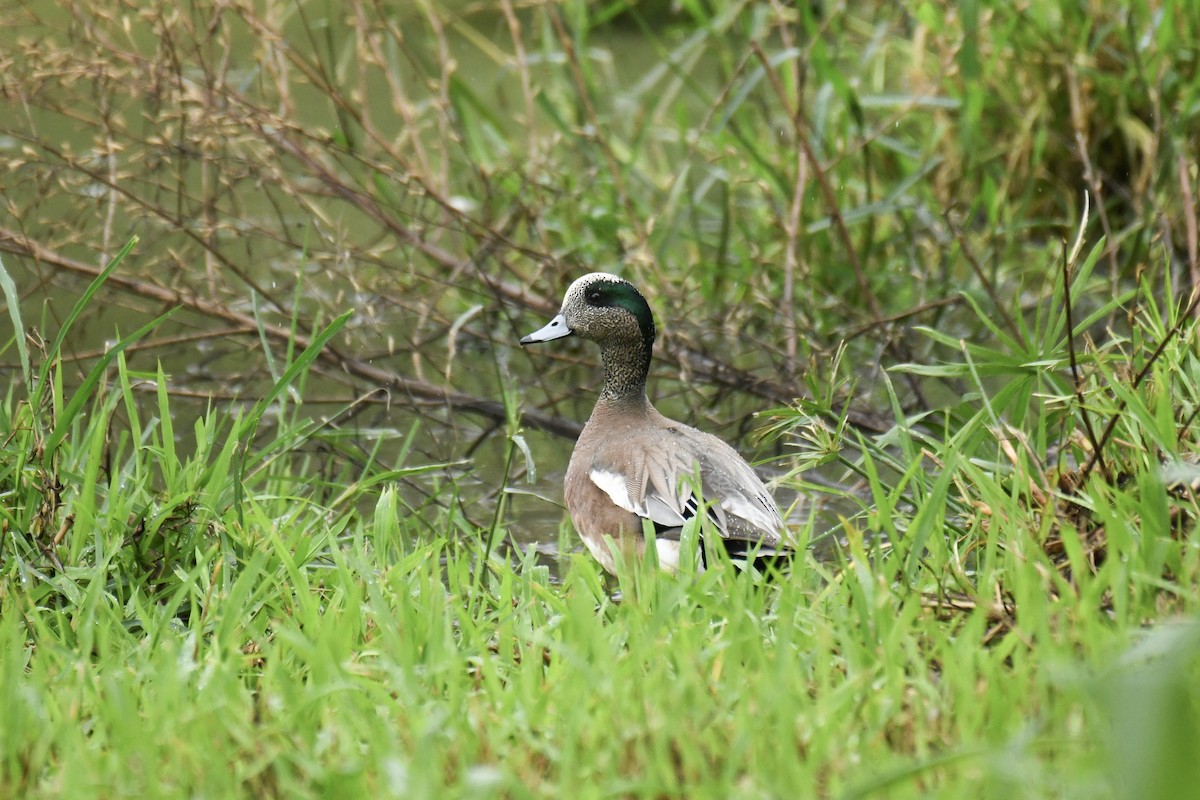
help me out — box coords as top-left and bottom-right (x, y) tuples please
(1, 0), (1197, 509)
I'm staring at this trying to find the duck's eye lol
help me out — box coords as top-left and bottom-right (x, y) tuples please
(586, 289), (604, 305)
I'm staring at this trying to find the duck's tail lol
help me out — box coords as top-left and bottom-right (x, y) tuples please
(749, 547), (796, 578)
(719, 539), (797, 577)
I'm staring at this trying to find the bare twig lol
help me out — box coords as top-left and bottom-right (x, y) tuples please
(770, 0), (806, 379)
(1082, 284), (1200, 481)
(545, 5), (639, 242)
(1066, 65), (1121, 291)
(941, 210), (1021, 342)
(750, 38), (927, 408)
(1179, 154), (1200, 310)
(500, 0), (539, 165)
(750, 41), (884, 325)
(1062, 192), (1105, 477)
(841, 296), (965, 340)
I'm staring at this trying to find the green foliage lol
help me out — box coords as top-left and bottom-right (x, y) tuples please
(2, 0), (1200, 797)
(4, 230), (1200, 796)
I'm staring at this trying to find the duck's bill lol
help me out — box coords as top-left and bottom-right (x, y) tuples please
(520, 313), (574, 344)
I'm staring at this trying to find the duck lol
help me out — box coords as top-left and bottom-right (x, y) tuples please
(520, 272), (793, 575)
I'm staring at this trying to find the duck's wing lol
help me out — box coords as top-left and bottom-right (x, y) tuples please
(587, 427), (786, 547)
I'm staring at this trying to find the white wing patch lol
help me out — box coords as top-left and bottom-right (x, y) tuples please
(589, 468), (636, 512)
(590, 467), (687, 528)
(590, 460), (783, 542)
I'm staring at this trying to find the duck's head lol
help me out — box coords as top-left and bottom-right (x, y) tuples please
(520, 272), (656, 349)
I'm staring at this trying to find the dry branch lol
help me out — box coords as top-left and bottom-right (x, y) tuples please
(0, 227), (584, 440)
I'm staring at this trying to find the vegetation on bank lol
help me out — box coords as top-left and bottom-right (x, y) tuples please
(2, 1), (1200, 797)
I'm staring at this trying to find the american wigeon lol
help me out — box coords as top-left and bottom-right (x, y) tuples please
(521, 272), (793, 574)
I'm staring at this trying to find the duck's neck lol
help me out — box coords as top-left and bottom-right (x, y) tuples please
(597, 338), (653, 408)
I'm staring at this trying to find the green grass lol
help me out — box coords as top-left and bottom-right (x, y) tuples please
(3, 0), (1200, 797)
(4, 239), (1200, 798)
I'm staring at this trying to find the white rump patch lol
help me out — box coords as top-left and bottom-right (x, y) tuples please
(654, 539), (682, 571)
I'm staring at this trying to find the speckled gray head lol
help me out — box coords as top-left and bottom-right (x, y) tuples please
(520, 272), (656, 347)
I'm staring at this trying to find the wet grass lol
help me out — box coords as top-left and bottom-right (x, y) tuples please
(3, 0), (1200, 797)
